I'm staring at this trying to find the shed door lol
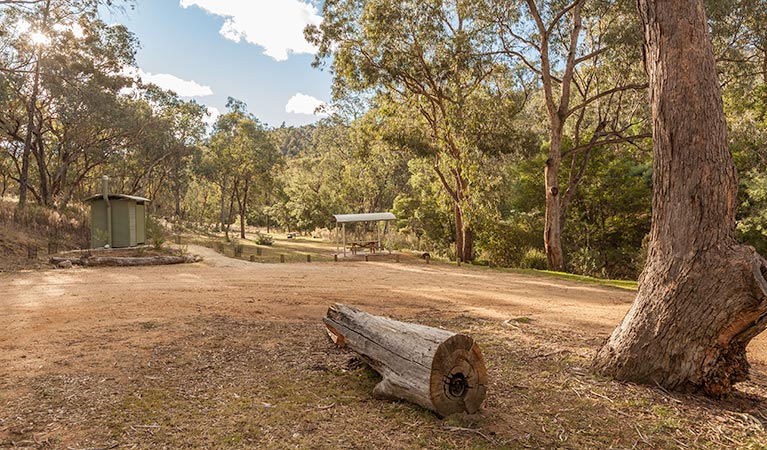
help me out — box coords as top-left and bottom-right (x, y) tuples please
(136, 204), (146, 244)
(129, 204), (137, 246)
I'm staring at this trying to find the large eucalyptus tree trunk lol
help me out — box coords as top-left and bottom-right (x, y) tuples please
(593, 0), (767, 396)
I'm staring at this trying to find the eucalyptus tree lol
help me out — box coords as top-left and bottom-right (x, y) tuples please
(706, 0), (767, 254)
(0, 0), (138, 208)
(308, 0), (524, 262)
(593, 0), (767, 396)
(492, 0), (650, 271)
(206, 99), (278, 239)
(135, 86), (207, 217)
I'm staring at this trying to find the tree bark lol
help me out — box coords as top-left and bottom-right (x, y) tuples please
(593, 0), (767, 396)
(18, 45), (43, 208)
(239, 178), (249, 239)
(324, 304), (487, 417)
(174, 177), (182, 218)
(544, 143), (564, 272)
(219, 178), (227, 233)
(32, 124), (49, 206)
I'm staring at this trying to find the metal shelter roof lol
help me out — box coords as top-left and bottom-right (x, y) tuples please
(333, 212), (396, 223)
(84, 194), (151, 203)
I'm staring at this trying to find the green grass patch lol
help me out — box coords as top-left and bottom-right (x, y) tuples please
(506, 268), (637, 290)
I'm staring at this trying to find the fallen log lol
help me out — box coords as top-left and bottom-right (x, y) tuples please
(324, 304), (487, 417)
(50, 255), (200, 267)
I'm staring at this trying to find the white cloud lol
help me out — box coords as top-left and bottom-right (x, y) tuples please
(123, 67), (213, 98)
(204, 106), (221, 128)
(180, 0), (322, 61)
(285, 93), (328, 116)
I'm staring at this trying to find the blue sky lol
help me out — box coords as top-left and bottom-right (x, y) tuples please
(102, 0), (333, 127)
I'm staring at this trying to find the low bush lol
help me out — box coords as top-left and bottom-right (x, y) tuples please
(255, 231), (273, 246)
(519, 248), (547, 270)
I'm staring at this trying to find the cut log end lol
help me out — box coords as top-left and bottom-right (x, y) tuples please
(430, 334), (487, 416)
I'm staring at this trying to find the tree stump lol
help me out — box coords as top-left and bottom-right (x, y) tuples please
(324, 304), (487, 417)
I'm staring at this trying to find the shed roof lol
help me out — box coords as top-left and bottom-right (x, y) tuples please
(84, 194), (151, 203)
(333, 212), (397, 223)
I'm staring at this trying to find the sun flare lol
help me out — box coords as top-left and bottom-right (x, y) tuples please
(29, 31), (50, 46)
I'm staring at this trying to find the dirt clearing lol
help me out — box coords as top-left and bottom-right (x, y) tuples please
(2, 245), (766, 448)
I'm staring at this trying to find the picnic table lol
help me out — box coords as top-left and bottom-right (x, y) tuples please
(351, 240), (378, 255)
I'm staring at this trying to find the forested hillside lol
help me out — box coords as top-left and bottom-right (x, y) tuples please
(1, 0), (766, 279)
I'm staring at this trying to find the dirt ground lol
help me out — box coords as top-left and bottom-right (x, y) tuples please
(2, 245), (767, 449)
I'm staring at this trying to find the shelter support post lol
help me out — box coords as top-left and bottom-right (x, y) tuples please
(342, 223), (347, 257)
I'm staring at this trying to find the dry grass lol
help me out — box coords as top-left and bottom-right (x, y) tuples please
(3, 309), (766, 449)
(2, 229), (766, 449)
(0, 198), (90, 272)
(185, 230), (404, 264)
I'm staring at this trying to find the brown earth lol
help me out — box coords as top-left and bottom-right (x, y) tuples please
(2, 245), (767, 449)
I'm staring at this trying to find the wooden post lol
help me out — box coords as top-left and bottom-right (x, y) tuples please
(342, 223), (347, 257)
(250, 255), (255, 262)
(324, 304), (487, 417)
(280, 254), (285, 263)
(425, 254), (430, 264)
(334, 254), (338, 262)
(365, 255), (369, 262)
(307, 254), (311, 263)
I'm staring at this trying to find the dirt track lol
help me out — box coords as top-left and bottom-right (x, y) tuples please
(3, 245), (765, 368)
(2, 245), (767, 447)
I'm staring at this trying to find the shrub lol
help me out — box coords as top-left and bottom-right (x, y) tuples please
(568, 247), (601, 277)
(255, 231), (273, 246)
(477, 212), (543, 267)
(145, 216), (168, 250)
(519, 248), (547, 270)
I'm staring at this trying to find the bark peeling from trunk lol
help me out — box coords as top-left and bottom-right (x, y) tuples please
(593, 0), (767, 396)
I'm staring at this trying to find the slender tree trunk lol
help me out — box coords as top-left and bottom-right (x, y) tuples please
(544, 130), (565, 272)
(593, 0), (767, 396)
(18, 0), (50, 209)
(32, 127), (49, 206)
(200, 191), (209, 228)
(433, 164), (473, 263)
(453, 202), (465, 262)
(464, 228), (474, 264)
(174, 179), (182, 218)
(219, 178), (227, 233)
(19, 52), (43, 208)
(224, 186), (236, 241)
(239, 178), (249, 239)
